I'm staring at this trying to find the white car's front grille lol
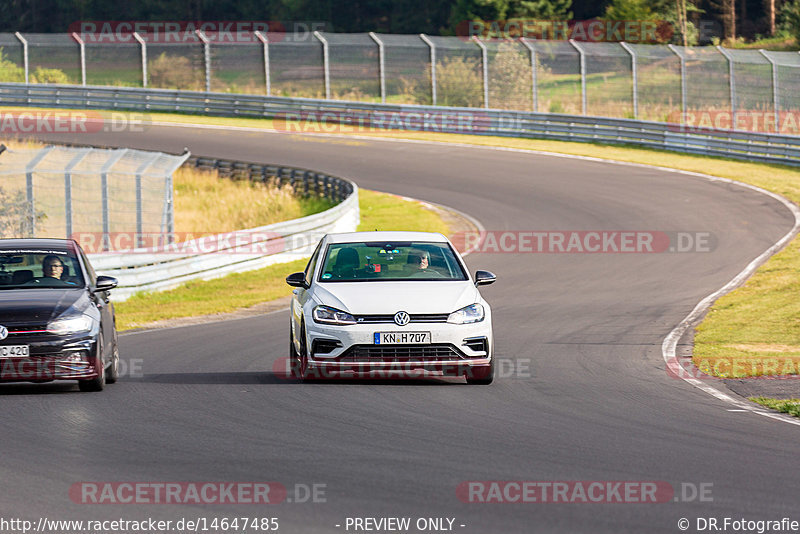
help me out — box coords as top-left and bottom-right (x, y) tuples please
(354, 314), (449, 324)
(338, 344), (466, 362)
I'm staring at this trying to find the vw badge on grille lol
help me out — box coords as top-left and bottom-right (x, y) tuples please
(0, 325), (7, 341)
(393, 311), (410, 326)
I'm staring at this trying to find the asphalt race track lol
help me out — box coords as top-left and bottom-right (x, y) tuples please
(3, 124), (799, 533)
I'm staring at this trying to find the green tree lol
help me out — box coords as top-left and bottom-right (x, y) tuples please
(449, 0), (513, 32)
(510, 0), (572, 19)
(604, 0), (701, 45)
(603, 0), (653, 20)
(780, 0), (800, 44)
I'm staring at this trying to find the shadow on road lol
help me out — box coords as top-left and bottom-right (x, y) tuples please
(125, 371), (464, 386)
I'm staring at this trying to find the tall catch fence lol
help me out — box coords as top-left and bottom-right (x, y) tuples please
(1, 32), (800, 132)
(0, 145), (189, 248)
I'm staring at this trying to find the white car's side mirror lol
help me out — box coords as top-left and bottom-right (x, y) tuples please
(286, 272), (309, 289)
(475, 270), (496, 286)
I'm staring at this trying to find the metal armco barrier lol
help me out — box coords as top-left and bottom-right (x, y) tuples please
(84, 158), (359, 301)
(1, 83), (799, 166)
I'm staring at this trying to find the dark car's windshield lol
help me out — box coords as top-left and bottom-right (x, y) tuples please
(319, 241), (468, 282)
(0, 249), (85, 289)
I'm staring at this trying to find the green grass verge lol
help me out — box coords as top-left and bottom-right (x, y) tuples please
(115, 189), (449, 330)
(750, 397), (800, 417)
(8, 106), (800, 385)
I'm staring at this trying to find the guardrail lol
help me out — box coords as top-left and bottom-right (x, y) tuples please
(1, 83), (799, 167)
(85, 157), (358, 301)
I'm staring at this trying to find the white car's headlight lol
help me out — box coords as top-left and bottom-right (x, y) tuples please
(47, 314), (95, 335)
(447, 303), (485, 324)
(313, 305), (356, 325)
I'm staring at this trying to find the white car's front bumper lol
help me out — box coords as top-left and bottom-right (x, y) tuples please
(305, 319), (493, 374)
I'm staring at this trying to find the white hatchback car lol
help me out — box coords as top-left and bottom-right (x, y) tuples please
(286, 231), (496, 384)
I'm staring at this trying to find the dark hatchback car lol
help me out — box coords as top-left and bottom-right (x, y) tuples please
(0, 239), (119, 392)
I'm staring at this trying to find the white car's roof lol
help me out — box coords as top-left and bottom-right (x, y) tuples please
(325, 231), (450, 244)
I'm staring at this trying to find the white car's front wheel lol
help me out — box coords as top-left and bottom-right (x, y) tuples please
(465, 361), (494, 385)
(289, 322), (311, 382)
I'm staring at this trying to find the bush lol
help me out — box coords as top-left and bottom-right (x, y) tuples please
(30, 67), (70, 84)
(434, 56), (483, 108)
(0, 186), (45, 238)
(488, 42), (532, 110)
(0, 47), (25, 82)
(149, 52), (203, 90)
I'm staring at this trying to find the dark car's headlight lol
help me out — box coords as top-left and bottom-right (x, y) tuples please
(447, 303), (485, 324)
(312, 305), (356, 325)
(47, 314), (95, 335)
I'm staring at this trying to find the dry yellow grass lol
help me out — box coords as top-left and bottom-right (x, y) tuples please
(172, 166), (332, 235)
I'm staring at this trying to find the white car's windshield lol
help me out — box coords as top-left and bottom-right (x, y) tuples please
(319, 241), (468, 282)
(0, 249), (85, 289)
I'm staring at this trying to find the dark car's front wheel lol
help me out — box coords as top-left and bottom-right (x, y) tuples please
(78, 339), (106, 392)
(105, 337), (120, 384)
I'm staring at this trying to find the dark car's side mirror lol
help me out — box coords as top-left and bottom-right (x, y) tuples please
(286, 272), (309, 289)
(94, 275), (118, 292)
(475, 270), (496, 286)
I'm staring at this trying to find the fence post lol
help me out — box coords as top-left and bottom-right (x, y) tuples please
(24, 147), (52, 238)
(519, 38), (538, 112)
(195, 30), (212, 93)
(472, 36), (490, 109)
(71, 32), (86, 86)
(420, 34), (436, 106)
(667, 44), (687, 118)
(14, 32), (28, 84)
(100, 150), (127, 251)
(64, 149), (91, 239)
(368, 32), (386, 104)
(620, 41), (638, 119)
(758, 49), (779, 133)
(716, 46), (736, 129)
(134, 154), (160, 248)
(133, 32), (147, 87)
(569, 40), (587, 115)
(314, 31), (331, 100)
(254, 31), (271, 96)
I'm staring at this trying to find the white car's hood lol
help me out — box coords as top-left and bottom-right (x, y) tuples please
(314, 281), (480, 315)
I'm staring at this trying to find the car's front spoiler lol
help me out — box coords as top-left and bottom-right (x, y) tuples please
(307, 357), (491, 378)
